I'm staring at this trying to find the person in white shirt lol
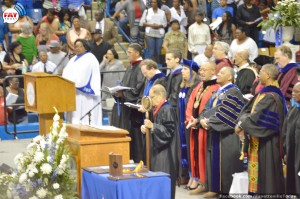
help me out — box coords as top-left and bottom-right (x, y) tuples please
(31, 51), (56, 73)
(188, 11), (211, 58)
(169, 0), (187, 34)
(47, 40), (69, 74)
(140, 0), (167, 64)
(229, 26), (258, 62)
(193, 44), (215, 67)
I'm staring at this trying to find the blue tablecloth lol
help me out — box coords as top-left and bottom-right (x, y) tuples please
(82, 170), (171, 199)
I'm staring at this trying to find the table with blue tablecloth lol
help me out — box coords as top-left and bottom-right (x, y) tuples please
(82, 170), (171, 199)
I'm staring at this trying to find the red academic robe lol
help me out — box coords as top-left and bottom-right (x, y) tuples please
(185, 81), (220, 183)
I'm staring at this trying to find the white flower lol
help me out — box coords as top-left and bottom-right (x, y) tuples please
(28, 171), (35, 177)
(53, 113), (60, 121)
(47, 156), (51, 162)
(14, 153), (23, 165)
(39, 139), (47, 150)
(54, 194), (63, 199)
(36, 188), (47, 198)
(41, 163), (52, 175)
(53, 183), (60, 189)
(19, 173), (27, 183)
(33, 135), (43, 143)
(13, 196), (20, 199)
(27, 142), (37, 150)
(34, 152), (44, 163)
(29, 196), (38, 199)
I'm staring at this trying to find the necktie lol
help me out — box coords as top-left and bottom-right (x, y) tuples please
(44, 63), (47, 73)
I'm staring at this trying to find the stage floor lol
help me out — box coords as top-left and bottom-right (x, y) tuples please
(0, 139), (209, 199)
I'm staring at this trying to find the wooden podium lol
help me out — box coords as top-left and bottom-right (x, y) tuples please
(24, 72), (76, 135)
(66, 124), (131, 195)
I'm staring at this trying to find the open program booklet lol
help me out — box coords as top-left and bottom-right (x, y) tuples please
(102, 86), (133, 94)
(124, 102), (141, 110)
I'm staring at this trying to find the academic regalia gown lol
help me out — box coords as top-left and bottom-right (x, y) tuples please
(111, 60), (146, 162)
(163, 68), (182, 107)
(236, 66), (257, 95)
(201, 84), (244, 194)
(177, 81), (200, 179)
(278, 63), (299, 105)
(282, 105), (300, 197)
(151, 102), (180, 199)
(239, 85), (286, 194)
(185, 79), (219, 184)
(62, 52), (102, 126)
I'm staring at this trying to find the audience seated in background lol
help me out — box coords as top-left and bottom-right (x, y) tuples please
(8, 15), (33, 42)
(89, 9), (118, 45)
(229, 26), (258, 62)
(0, 86), (7, 125)
(5, 77), (28, 124)
(36, 22), (60, 46)
(90, 29), (112, 64)
(31, 51), (56, 73)
(100, 48), (125, 100)
(36, 8), (60, 34)
(66, 16), (91, 55)
(57, 9), (71, 45)
(47, 40), (69, 74)
(163, 20), (188, 59)
(2, 41), (28, 76)
(16, 21), (38, 64)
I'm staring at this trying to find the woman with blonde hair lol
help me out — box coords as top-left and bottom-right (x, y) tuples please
(36, 22), (60, 46)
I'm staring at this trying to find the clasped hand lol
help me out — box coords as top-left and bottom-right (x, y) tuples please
(140, 119), (153, 134)
(200, 118), (210, 130)
(234, 125), (245, 141)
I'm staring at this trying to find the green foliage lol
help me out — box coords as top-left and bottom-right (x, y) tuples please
(258, 0), (300, 30)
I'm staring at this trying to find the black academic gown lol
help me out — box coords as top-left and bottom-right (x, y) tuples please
(282, 106), (300, 197)
(111, 60), (146, 162)
(239, 86), (286, 194)
(151, 102), (180, 199)
(236, 67), (256, 95)
(163, 68), (182, 107)
(200, 85), (245, 194)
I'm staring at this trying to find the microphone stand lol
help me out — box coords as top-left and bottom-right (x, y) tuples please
(80, 101), (101, 125)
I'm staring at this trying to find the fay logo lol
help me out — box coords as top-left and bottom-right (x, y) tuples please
(3, 3), (26, 24)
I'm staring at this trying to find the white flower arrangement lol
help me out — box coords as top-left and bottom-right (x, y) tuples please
(0, 110), (77, 199)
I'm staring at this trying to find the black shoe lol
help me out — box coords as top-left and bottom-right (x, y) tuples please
(183, 185), (190, 189)
(188, 185), (199, 190)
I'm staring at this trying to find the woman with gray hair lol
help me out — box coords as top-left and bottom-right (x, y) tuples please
(16, 21), (38, 64)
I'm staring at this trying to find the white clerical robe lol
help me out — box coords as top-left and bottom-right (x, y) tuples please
(62, 52), (102, 126)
